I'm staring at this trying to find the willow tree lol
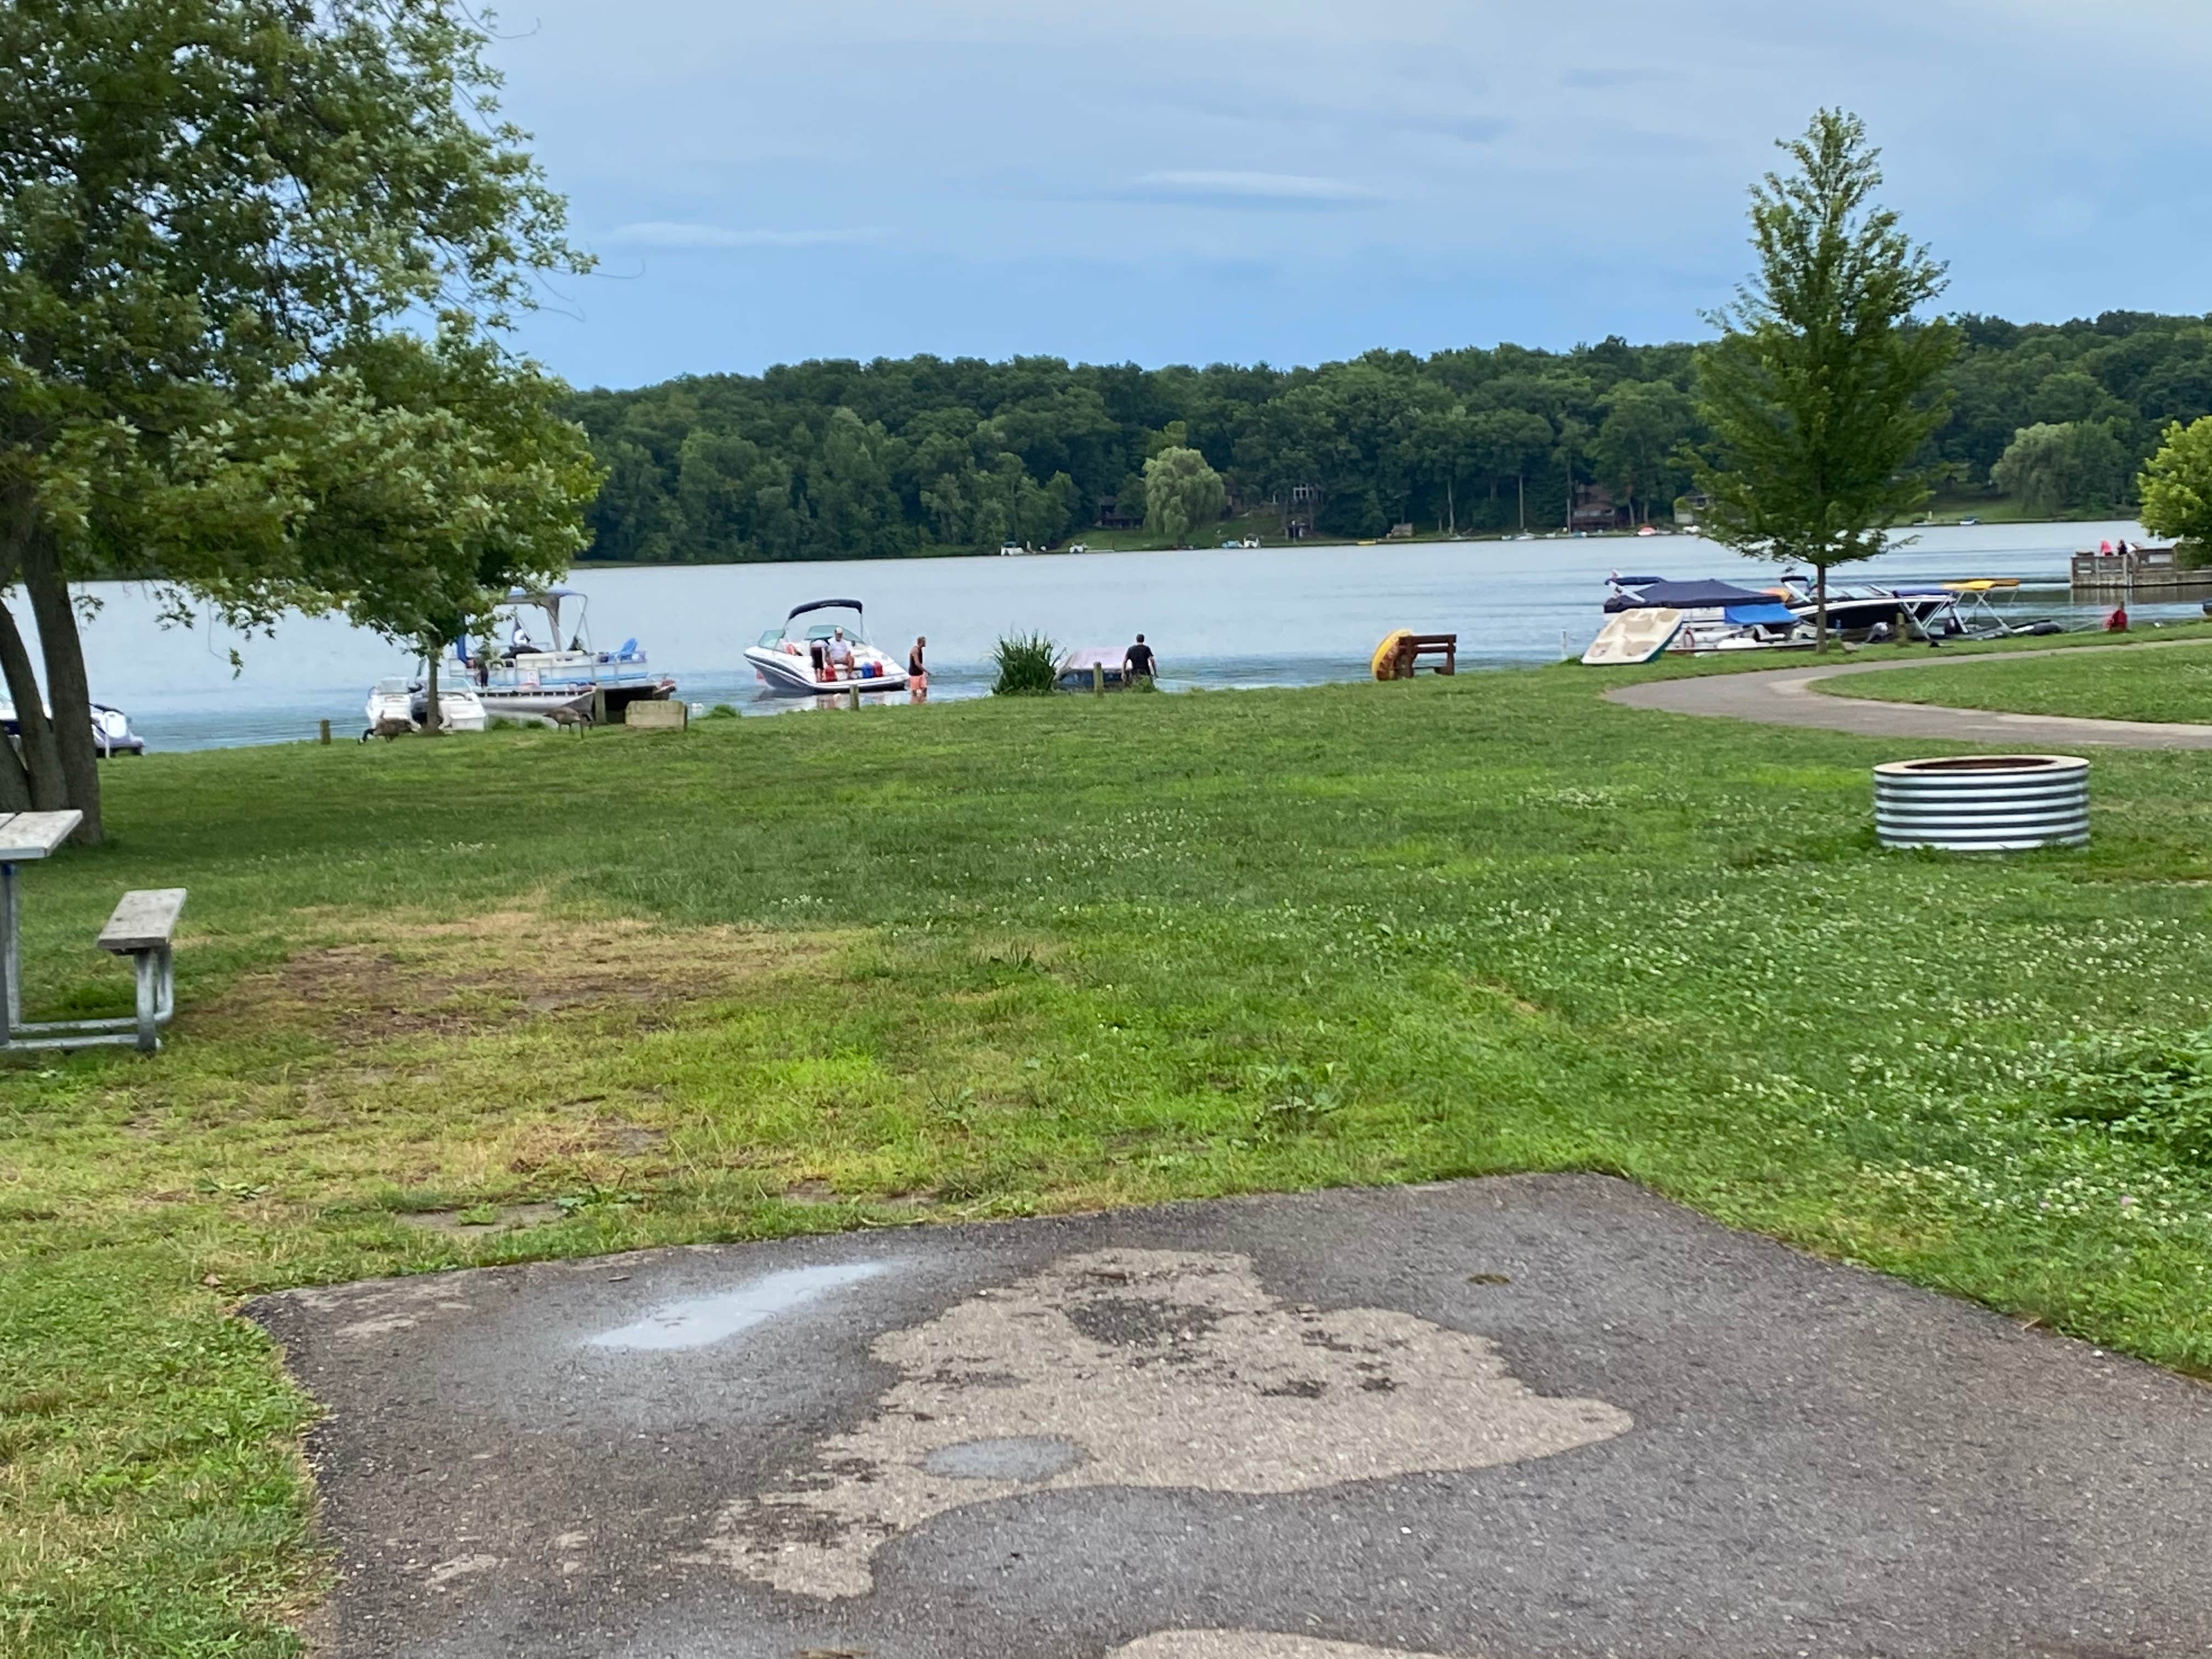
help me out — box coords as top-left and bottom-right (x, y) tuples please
(1142, 445), (1226, 548)
(1692, 110), (1957, 647)
(0, 0), (589, 839)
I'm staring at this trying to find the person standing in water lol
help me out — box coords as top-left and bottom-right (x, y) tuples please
(1122, 633), (1157, 684)
(908, 636), (928, 702)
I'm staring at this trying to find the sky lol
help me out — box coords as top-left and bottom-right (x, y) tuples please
(489, 0), (2212, 391)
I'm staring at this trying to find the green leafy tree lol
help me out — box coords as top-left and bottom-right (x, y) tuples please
(1142, 445), (1227, 547)
(0, 0), (589, 838)
(2139, 417), (2212, 562)
(1991, 421), (2131, 517)
(1469, 408), (1554, 532)
(1691, 109), (1958, 646)
(280, 329), (601, 732)
(1594, 381), (1697, 526)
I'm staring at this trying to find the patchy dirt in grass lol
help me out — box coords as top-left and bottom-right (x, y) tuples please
(205, 907), (847, 1046)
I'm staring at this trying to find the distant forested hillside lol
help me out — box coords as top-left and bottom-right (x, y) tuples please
(566, 312), (2212, 561)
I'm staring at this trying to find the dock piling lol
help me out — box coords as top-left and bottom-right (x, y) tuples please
(318, 719), (331, 745)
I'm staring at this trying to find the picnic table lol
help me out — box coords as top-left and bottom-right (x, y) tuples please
(0, 810), (185, 1052)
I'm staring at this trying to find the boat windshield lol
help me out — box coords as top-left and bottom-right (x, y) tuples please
(373, 677), (412, 695)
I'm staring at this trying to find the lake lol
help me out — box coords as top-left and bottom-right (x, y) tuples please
(32, 520), (2183, 752)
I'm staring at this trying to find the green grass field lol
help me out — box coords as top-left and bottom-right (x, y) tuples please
(9, 648), (2212, 1654)
(1826, 637), (2212, 725)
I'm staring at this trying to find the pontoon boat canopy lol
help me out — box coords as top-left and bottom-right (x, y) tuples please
(1607, 579), (1773, 611)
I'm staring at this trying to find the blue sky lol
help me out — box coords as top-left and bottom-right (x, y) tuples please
(491, 0), (2212, 390)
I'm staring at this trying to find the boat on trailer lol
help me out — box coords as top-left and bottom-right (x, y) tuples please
(454, 587), (677, 722)
(744, 599), (910, 696)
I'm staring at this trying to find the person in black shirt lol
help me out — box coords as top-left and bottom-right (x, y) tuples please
(1122, 634), (1157, 683)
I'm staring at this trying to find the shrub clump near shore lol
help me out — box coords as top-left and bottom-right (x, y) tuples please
(991, 631), (1060, 695)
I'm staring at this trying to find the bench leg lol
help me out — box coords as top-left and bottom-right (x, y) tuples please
(134, 948), (161, 1053)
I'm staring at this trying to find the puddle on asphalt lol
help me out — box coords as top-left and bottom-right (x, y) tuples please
(923, 1435), (1086, 1482)
(586, 1262), (888, 1352)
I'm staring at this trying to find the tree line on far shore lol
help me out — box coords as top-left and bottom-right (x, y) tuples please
(567, 309), (2212, 562)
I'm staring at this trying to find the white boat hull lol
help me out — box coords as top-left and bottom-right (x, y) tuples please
(745, 645), (909, 697)
(364, 688), (488, 732)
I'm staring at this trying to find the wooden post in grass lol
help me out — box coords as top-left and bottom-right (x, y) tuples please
(1093, 664), (1103, 695)
(318, 719), (331, 744)
(591, 688), (607, 727)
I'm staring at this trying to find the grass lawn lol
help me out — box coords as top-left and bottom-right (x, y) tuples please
(9, 650), (2212, 1654)
(1824, 636), (2212, 725)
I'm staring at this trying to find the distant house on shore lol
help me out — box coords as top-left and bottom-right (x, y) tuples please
(1570, 483), (1631, 533)
(1286, 482), (1323, 539)
(1096, 494), (1142, 530)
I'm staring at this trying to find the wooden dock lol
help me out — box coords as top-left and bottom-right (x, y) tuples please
(2070, 545), (2210, 591)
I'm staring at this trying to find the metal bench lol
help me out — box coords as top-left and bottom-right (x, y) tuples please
(94, 889), (187, 1053)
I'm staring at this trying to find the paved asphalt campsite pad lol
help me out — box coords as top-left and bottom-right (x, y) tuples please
(250, 1176), (2212, 1658)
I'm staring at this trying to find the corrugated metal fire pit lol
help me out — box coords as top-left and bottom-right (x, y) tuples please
(1874, 755), (2090, 851)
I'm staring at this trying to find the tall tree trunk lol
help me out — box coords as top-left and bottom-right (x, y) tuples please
(0, 597), (67, 811)
(0, 610), (33, 814)
(1516, 473), (1526, 531)
(22, 539), (100, 842)
(422, 643), (443, 735)
(1815, 565), (1830, 653)
(0, 715), (31, 814)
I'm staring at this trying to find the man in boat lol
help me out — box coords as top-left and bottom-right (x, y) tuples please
(1122, 634), (1157, 684)
(826, 628), (855, 679)
(809, 637), (828, 681)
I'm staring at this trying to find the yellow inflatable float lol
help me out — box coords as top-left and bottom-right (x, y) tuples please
(1372, 630), (1413, 680)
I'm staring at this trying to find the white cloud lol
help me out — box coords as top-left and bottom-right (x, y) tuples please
(1124, 171), (1383, 206)
(605, 222), (887, 250)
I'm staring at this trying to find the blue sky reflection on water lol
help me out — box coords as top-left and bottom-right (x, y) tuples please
(36, 522), (2192, 753)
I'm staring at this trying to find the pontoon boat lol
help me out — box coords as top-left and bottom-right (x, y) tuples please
(454, 588), (678, 721)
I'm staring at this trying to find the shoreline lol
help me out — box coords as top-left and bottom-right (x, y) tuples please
(572, 516), (2149, 571)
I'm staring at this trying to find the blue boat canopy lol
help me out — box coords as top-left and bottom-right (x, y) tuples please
(1607, 579), (1774, 611)
(1722, 601), (1799, 627)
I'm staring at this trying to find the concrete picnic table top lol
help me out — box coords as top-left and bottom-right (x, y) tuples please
(0, 809), (83, 861)
(250, 1175), (2212, 1659)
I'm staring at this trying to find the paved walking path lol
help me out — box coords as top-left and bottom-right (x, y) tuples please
(1608, 638), (2212, 749)
(251, 1175), (2212, 1658)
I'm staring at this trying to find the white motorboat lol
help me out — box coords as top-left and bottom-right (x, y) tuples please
(744, 599), (910, 696)
(363, 677), (487, 737)
(454, 587), (678, 722)
(0, 699), (144, 756)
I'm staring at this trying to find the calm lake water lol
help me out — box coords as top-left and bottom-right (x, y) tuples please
(33, 520), (2186, 752)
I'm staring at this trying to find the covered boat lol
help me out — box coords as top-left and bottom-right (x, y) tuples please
(744, 599), (910, 696)
(1600, 575), (1813, 654)
(1057, 647), (1132, 691)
